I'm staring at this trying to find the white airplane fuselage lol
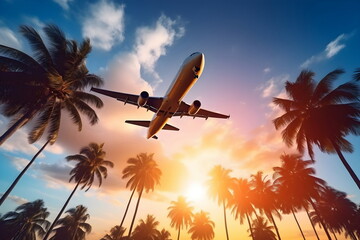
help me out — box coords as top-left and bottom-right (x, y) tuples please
(147, 52), (205, 138)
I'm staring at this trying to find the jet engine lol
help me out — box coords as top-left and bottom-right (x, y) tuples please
(188, 100), (201, 115)
(137, 91), (149, 106)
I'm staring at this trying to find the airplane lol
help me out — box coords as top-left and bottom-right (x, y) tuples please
(91, 52), (229, 139)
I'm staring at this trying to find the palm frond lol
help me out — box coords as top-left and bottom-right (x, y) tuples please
(281, 117), (303, 146)
(73, 91), (104, 108)
(43, 24), (67, 74)
(272, 97), (296, 111)
(72, 99), (99, 125)
(28, 99), (56, 143)
(273, 110), (301, 130)
(311, 69), (344, 104)
(64, 99), (82, 131)
(47, 102), (61, 144)
(353, 68), (360, 81)
(19, 25), (54, 71)
(0, 44), (43, 71)
(0, 56), (31, 72)
(320, 81), (360, 105)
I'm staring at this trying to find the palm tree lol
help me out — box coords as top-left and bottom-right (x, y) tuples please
(43, 142), (113, 240)
(250, 171), (282, 240)
(131, 215), (160, 240)
(311, 186), (358, 239)
(0, 24), (103, 206)
(167, 196), (194, 240)
(188, 211), (215, 240)
(230, 178), (256, 239)
(100, 225), (126, 240)
(49, 205), (91, 240)
(122, 153), (162, 238)
(272, 69), (360, 188)
(156, 229), (172, 240)
(207, 165), (234, 240)
(251, 216), (277, 240)
(0, 24), (103, 145)
(0, 199), (50, 240)
(273, 153), (322, 240)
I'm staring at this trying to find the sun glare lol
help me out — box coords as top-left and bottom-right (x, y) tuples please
(185, 182), (207, 202)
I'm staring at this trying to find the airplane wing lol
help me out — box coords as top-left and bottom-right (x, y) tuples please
(91, 88), (163, 113)
(173, 101), (230, 119)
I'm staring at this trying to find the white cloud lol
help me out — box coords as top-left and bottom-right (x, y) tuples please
(0, 194), (28, 205)
(12, 157), (30, 171)
(325, 34), (346, 58)
(53, 0), (73, 10)
(135, 14), (185, 79)
(258, 74), (289, 98)
(24, 16), (45, 28)
(82, 0), (125, 51)
(263, 67), (271, 73)
(0, 27), (21, 49)
(301, 33), (349, 68)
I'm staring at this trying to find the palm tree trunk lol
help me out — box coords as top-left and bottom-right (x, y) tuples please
(269, 213), (282, 240)
(304, 205), (320, 240)
(291, 208), (306, 240)
(246, 213), (254, 240)
(222, 200), (230, 240)
(117, 188), (136, 240)
(127, 187), (144, 238)
(0, 106), (39, 146)
(43, 178), (82, 240)
(177, 227), (180, 240)
(0, 139), (50, 206)
(309, 198), (332, 240)
(330, 139), (360, 189)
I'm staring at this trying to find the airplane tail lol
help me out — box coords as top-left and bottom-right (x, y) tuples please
(125, 120), (179, 131)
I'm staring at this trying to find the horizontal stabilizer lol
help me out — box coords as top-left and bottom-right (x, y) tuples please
(125, 120), (150, 128)
(162, 124), (179, 131)
(125, 120), (179, 131)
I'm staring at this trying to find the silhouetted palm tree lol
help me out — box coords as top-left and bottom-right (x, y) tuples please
(311, 186), (358, 239)
(273, 153), (317, 240)
(230, 178), (256, 239)
(0, 199), (50, 239)
(168, 196), (194, 240)
(100, 225), (126, 240)
(0, 24), (103, 206)
(250, 171), (282, 240)
(207, 165), (234, 240)
(50, 205), (91, 240)
(131, 215), (160, 240)
(188, 211), (215, 240)
(251, 216), (277, 240)
(353, 68), (360, 81)
(122, 153), (162, 238)
(44, 143), (113, 240)
(0, 24), (103, 145)
(156, 229), (172, 240)
(272, 69), (360, 188)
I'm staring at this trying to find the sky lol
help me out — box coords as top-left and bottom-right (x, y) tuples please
(0, 0), (360, 239)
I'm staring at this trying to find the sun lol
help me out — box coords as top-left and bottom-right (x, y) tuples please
(185, 182), (207, 202)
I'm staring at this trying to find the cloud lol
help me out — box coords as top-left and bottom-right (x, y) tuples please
(0, 194), (28, 205)
(53, 0), (73, 10)
(24, 16), (45, 28)
(135, 14), (185, 87)
(263, 67), (271, 73)
(300, 33), (350, 68)
(258, 74), (289, 98)
(82, 0), (125, 51)
(0, 27), (22, 49)
(12, 157), (30, 171)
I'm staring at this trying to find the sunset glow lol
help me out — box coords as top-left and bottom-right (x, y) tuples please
(185, 182), (207, 203)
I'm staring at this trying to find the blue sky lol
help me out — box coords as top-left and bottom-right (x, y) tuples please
(1, 0), (360, 239)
